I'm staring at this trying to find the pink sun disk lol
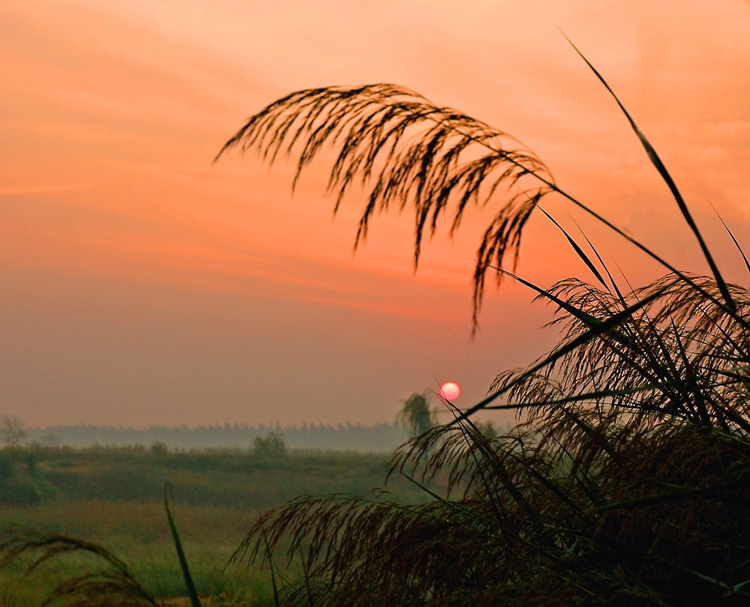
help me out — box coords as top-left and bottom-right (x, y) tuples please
(439, 381), (461, 401)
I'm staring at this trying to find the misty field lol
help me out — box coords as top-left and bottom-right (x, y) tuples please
(0, 445), (420, 605)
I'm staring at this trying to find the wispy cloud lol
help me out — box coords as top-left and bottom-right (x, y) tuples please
(0, 183), (91, 196)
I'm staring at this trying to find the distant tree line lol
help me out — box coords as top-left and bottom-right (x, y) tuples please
(24, 421), (412, 453)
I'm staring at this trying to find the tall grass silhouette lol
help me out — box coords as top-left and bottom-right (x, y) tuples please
(215, 45), (750, 606)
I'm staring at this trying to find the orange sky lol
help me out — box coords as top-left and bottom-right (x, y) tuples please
(1, 1), (749, 429)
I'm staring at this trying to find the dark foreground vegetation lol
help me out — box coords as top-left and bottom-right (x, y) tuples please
(3, 44), (749, 606)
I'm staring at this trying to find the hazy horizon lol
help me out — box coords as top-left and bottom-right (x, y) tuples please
(22, 418), (423, 453)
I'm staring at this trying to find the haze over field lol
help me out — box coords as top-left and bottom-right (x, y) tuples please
(2, 1), (749, 428)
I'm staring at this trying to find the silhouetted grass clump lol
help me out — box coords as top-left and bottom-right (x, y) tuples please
(215, 44), (750, 606)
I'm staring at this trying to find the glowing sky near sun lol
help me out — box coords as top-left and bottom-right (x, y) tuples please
(1, 1), (749, 428)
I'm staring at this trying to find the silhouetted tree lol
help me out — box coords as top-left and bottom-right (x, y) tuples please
(253, 431), (287, 458)
(0, 416), (26, 448)
(397, 392), (437, 439)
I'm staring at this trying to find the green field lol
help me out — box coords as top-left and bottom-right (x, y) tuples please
(0, 444), (418, 605)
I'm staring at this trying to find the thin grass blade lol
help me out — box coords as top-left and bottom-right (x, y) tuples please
(563, 33), (736, 311)
(164, 483), (202, 607)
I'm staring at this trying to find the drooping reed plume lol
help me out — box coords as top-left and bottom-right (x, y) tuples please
(0, 528), (159, 606)
(216, 83), (555, 328)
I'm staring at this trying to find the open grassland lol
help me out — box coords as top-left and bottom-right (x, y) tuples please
(0, 445), (419, 605)
(0, 500), (269, 604)
(35, 446), (400, 509)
